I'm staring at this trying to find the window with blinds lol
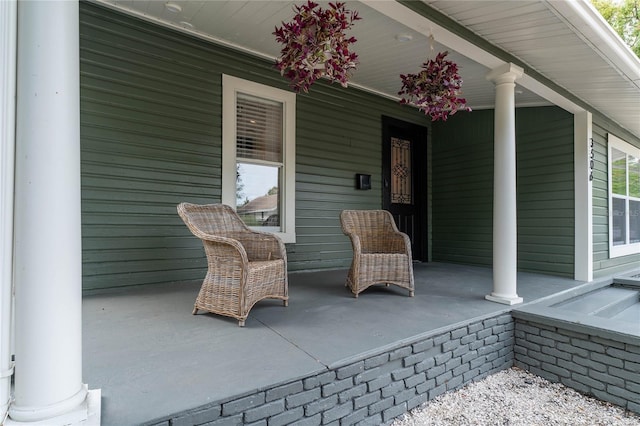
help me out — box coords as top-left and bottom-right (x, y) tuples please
(236, 93), (283, 163)
(234, 93), (284, 229)
(222, 74), (296, 243)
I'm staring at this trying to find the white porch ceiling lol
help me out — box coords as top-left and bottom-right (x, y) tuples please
(94, 0), (640, 138)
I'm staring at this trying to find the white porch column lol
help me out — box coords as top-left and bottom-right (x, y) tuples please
(1, 0), (17, 421)
(485, 63), (524, 305)
(9, 0), (88, 422)
(574, 111), (593, 282)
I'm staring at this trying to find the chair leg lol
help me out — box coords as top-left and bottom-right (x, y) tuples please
(192, 306), (198, 315)
(283, 300), (288, 307)
(238, 319), (245, 327)
(409, 290), (415, 297)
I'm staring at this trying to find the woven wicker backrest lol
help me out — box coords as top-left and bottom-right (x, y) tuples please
(340, 210), (402, 253)
(340, 210), (398, 235)
(177, 203), (249, 236)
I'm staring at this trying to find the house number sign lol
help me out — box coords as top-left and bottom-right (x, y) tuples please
(589, 138), (594, 181)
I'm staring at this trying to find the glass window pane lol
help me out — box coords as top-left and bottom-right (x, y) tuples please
(391, 137), (412, 204)
(612, 197), (627, 246)
(629, 155), (640, 198)
(236, 163), (281, 229)
(630, 200), (640, 244)
(611, 148), (627, 195)
(236, 93), (283, 163)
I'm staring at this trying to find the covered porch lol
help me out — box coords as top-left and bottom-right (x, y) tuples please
(3, 0), (640, 424)
(83, 262), (585, 425)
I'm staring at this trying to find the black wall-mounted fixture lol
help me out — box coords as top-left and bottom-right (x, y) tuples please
(356, 173), (371, 190)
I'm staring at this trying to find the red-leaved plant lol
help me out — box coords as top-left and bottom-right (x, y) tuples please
(398, 51), (471, 121)
(273, 1), (360, 93)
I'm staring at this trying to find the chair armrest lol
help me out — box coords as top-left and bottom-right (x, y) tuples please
(343, 232), (362, 255)
(188, 228), (250, 264)
(385, 231), (412, 254)
(355, 231), (410, 254)
(234, 231), (287, 262)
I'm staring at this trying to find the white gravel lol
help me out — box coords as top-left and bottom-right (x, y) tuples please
(392, 367), (640, 426)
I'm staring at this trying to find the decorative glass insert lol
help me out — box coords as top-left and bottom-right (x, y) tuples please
(391, 137), (412, 204)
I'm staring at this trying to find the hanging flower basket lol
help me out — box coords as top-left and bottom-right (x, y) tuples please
(398, 51), (471, 122)
(273, 1), (360, 93)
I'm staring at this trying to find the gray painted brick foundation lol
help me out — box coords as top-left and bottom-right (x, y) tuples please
(514, 318), (640, 415)
(150, 314), (515, 425)
(151, 309), (640, 425)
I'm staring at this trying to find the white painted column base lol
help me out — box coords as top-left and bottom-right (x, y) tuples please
(6, 388), (101, 426)
(485, 293), (523, 305)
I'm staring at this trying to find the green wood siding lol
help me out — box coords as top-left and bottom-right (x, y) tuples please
(592, 119), (610, 274)
(80, 2), (430, 290)
(431, 110), (494, 266)
(516, 107), (574, 276)
(431, 107), (575, 277)
(80, 4), (221, 290)
(592, 117), (640, 278)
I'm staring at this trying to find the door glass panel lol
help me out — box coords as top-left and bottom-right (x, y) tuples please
(391, 137), (412, 204)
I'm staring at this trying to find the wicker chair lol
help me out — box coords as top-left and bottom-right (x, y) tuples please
(340, 210), (415, 298)
(177, 203), (288, 326)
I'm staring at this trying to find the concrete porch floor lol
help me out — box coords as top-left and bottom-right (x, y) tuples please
(82, 262), (586, 425)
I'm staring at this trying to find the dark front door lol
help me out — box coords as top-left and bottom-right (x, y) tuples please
(382, 116), (428, 261)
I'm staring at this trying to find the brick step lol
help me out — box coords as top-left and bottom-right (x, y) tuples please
(552, 286), (639, 317)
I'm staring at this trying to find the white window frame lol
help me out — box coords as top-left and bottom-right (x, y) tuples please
(222, 74), (296, 243)
(607, 133), (640, 258)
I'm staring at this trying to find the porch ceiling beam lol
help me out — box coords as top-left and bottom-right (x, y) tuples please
(360, 0), (503, 69)
(362, 0), (584, 114)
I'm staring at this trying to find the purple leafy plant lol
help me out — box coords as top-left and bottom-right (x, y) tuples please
(273, 1), (360, 93)
(398, 51), (472, 121)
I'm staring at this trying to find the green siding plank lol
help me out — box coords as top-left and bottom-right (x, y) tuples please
(516, 107), (575, 277)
